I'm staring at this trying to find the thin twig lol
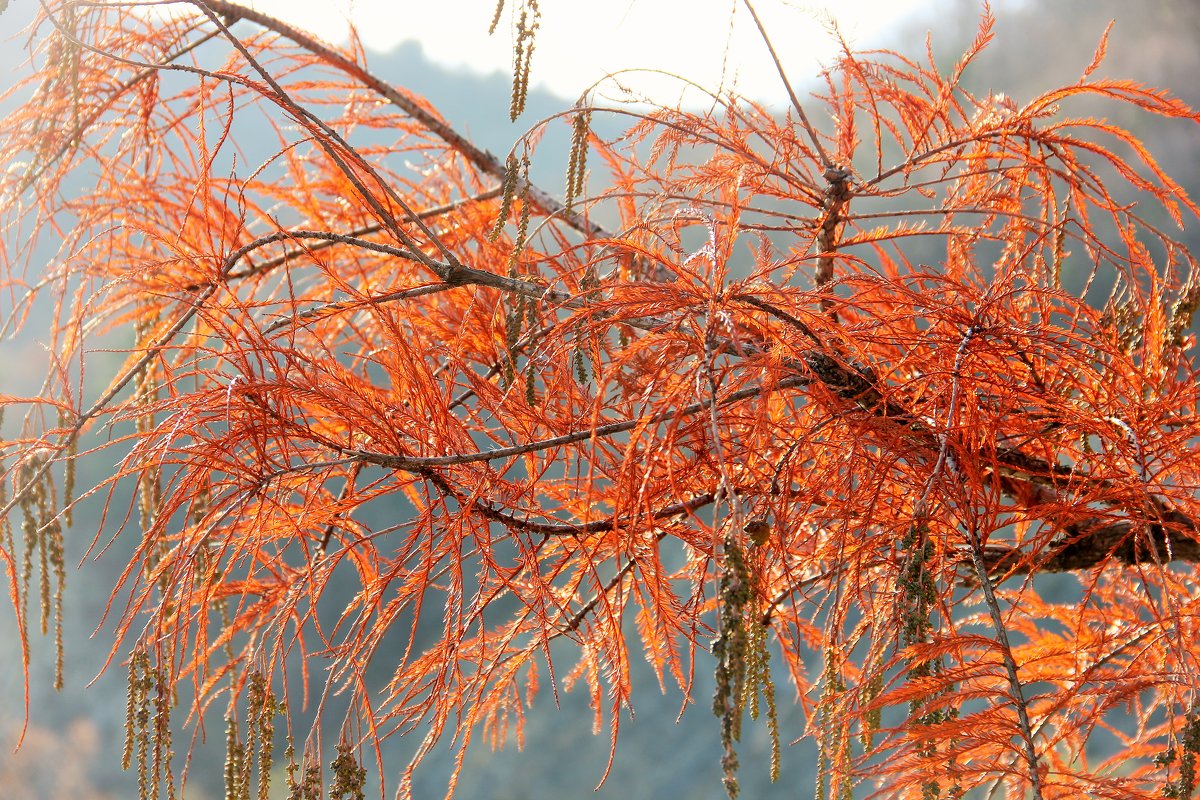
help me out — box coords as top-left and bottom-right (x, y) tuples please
(941, 325), (1044, 800)
(741, 0), (832, 170)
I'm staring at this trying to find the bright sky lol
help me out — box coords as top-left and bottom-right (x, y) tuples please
(246, 0), (932, 103)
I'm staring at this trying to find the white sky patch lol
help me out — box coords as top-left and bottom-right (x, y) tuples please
(242, 0), (931, 104)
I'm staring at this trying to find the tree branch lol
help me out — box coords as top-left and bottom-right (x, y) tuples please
(196, 0), (611, 240)
(735, 294), (1200, 574)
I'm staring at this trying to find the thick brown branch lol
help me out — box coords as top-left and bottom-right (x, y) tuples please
(978, 508), (1200, 578)
(814, 166), (852, 315)
(736, 294), (1200, 574)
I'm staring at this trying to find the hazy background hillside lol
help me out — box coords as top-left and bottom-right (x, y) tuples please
(3, 1), (1200, 798)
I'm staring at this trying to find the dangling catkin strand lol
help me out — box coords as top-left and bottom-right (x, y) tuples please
(59, 408), (76, 528)
(898, 517), (957, 798)
(122, 652), (143, 772)
(508, 0), (540, 121)
(245, 677), (260, 800)
(574, 346), (589, 385)
(814, 659), (848, 800)
(743, 610), (779, 783)
(487, 0), (505, 34)
(571, 262), (599, 385)
(500, 154), (534, 390)
(37, 510), (50, 636)
(19, 518), (35, 651)
(50, 521), (64, 690)
(299, 755), (322, 800)
(6, 445), (69, 689)
(257, 682), (279, 800)
(161, 667), (177, 800)
(224, 715), (247, 800)
(136, 656), (152, 800)
(283, 739), (299, 800)
(150, 667), (170, 800)
(860, 668), (884, 750)
(713, 534), (753, 798)
(329, 739), (368, 800)
(26, 447), (67, 688)
(507, 154), (532, 277)
(765, 656), (780, 782)
(244, 671), (280, 800)
(564, 106), (591, 211)
(502, 294), (526, 390)
(17, 451), (50, 635)
(488, 152), (519, 242)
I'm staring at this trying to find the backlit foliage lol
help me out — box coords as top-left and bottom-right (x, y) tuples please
(3, 1), (1200, 798)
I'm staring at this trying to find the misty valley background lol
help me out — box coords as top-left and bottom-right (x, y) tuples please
(2, 1), (1200, 797)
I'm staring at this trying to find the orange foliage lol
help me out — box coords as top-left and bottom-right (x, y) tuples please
(2, 2), (1200, 799)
